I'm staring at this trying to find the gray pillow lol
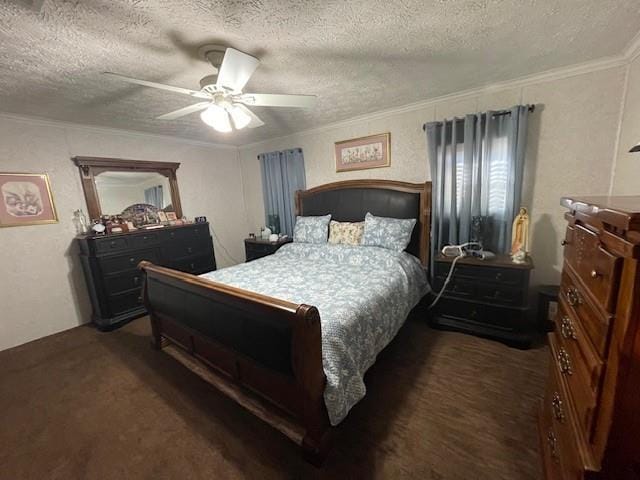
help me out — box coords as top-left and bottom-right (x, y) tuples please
(361, 212), (416, 252)
(293, 214), (332, 244)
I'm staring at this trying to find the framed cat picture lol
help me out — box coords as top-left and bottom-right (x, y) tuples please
(0, 173), (58, 227)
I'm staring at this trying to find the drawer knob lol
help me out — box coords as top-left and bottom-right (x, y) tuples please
(590, 269), (600, 278)
(558, 348), (573, 375)
(495, 272), (503, 280)
(551, 392), (565, 423)
(547, 431), (559, 462)
(133, 276), (140, 285)
(470, 309), (478, 319)
(129, 257), (136, 264)
(187, 247), (193, 253)
(560, 316), (577, 340)
(561, 239), (569, 246)
(110, 241), (116, 247)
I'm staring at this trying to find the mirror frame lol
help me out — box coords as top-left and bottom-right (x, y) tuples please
(72, 156), (182, 221)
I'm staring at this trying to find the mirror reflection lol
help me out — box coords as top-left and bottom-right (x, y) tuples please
(95, 171), (172, 215)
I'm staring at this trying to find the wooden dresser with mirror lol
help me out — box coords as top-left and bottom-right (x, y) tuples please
(73, 157), (216, 330)
(539, 196), (640, 479)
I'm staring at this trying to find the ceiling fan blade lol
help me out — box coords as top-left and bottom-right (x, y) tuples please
(215, 48), (259, 92)
(237, 93), (317, 108)
(233, 104), (265, 128)
(156, 102), (211, 120)
(103, 72), (210, 99)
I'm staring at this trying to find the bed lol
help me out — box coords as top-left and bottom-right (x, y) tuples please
(139, 179), (432, 464)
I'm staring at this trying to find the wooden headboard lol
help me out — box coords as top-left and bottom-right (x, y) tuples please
(295, 179), (432, 266)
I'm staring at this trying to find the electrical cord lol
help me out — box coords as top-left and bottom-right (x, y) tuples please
(210, 226), (243, 265)
(427, 253), (465, 310)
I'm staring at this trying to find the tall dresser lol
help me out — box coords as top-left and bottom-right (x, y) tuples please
(78, 223), (216, 330)
(539, 196), (640, 479)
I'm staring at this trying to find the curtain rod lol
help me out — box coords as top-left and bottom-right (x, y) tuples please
(257, 147), (303, 159)
(422, 105), (535, 130)
(493, 105), (535, 116)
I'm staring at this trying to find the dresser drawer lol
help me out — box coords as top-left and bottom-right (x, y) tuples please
(560, 269), (612, 359)
(160, 225), (209, 242)
(549, 333), (598, 443)
(108, 289), (143, 316)
(104, 271), (144, 295)
(162, 237), (212, 259)
(563, 225), (622, 312)
(541, 348), (587, 480)
(99, 249), (160, 274)
(94, 236), (130, 254)
(130, 231), (162, 248)
(170, 254), (215, 275)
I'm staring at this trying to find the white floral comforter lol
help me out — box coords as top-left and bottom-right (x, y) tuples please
(200, 242), (429, 425)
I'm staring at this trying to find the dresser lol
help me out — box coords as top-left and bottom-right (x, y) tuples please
(539, 196), (640, 479)
(244, 237), (292, 262)
(430, 254), (535, 348)
(78, 223), (216, 330)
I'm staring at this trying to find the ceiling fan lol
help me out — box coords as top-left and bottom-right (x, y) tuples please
(104, 45), (317, 133)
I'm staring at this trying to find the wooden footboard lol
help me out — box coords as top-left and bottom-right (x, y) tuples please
(138, 261), (332, 464)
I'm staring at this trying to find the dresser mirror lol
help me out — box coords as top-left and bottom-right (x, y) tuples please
(73, 157), (183, 222)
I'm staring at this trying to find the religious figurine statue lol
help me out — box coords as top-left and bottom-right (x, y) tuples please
(511, 207), (530, 264)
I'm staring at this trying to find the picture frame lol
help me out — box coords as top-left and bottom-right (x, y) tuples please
(165, 211), (177, 221)
(0, 173), (58, 227)
(158, 211), (168, 223)
(335, 133), (390, 172)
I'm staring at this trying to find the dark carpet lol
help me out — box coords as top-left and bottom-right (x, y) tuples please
(0, 317), (547, 479)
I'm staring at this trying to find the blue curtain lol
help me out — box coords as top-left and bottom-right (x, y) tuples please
(259, 148), (306, 237)
(144, 185), (163, 209)
(425, 105), (529, 267)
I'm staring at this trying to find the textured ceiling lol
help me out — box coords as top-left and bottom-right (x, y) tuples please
(1, 0), (639, 146)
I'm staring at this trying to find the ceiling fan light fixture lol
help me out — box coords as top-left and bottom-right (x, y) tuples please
(200, 104), (232, 133)
(229, 104), (252, 129)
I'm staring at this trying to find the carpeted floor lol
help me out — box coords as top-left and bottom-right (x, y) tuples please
(0, 317), (547, 479)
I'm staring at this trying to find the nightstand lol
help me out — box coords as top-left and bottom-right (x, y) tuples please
(244, 237), (293, 262)
(429, 254), (535, 348)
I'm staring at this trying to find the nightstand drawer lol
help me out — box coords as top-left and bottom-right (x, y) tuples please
(244, 239), (292, 262)
(434, 298), (526, 332)
(434, 262), (525, 286)
(476, 284), (525, 307)
(432, 277), (476, 300)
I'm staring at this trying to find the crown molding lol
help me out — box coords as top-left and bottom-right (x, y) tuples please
(239, 52), (630, 151)
(0, 112), (238, 150)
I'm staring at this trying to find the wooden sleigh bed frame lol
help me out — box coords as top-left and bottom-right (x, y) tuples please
(139, 179), (431, 464)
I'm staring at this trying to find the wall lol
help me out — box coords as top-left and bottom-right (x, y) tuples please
(611, 51), (640, 193)
(0, 115), (249, 351)
(240, 65), (627, 286)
